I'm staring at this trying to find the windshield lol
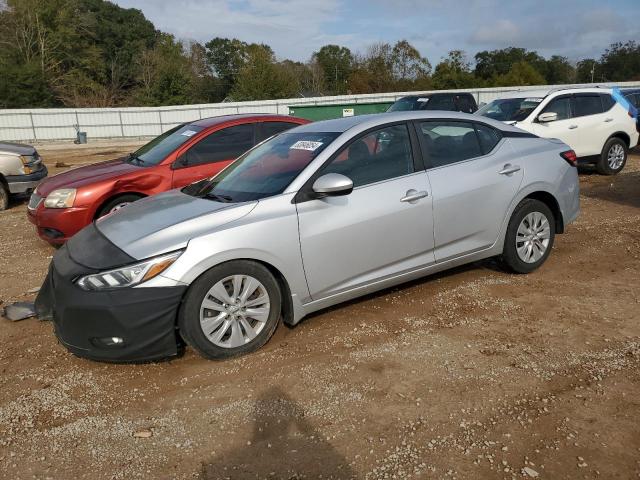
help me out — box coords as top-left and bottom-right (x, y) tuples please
(132, 124), (204, 165)
(387, 96), (430, 112)
(184, 131), (340, 202)
(476, 97), (543, 122)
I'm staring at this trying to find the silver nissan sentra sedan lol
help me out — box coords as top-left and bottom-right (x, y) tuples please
(36, 111), (580, 362)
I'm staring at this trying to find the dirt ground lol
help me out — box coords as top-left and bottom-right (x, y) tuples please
(0, 142), (639, 480)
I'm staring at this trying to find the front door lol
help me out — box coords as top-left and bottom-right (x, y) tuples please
(171, 123), (256, 188)
(296, 123), (435, 300)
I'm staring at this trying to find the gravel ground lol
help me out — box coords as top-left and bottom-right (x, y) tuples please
(1, 143), (639, 480)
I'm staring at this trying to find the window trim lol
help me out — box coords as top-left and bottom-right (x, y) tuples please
(415, 119), (500, 170)
(175, 121), (258, 169)
(293, 120), (422, 204)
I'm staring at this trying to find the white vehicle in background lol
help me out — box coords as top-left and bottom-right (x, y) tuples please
(476, 87), (640, 175)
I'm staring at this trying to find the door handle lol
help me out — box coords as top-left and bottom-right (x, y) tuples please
(604, 118), (613, 122)
(568, 125), (578, 129)
(498, 164), (521, 175)
(400, 189), (428, 203)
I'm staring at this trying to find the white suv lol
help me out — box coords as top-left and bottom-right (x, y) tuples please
(477, 87), (639, 174)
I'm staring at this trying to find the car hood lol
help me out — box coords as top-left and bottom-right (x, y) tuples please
(95, 189), (258, 259)
(36, 158), (143, 196)
(0, 142), (36, 156)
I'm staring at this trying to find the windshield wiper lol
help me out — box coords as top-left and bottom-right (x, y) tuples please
(205, 192), (233, 203)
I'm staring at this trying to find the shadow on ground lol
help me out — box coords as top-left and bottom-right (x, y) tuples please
(200, 386), (357, 479)
(579, 169), (640, 209)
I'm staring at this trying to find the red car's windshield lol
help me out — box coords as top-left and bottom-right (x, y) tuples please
(133, 124), (204, 165)
(184, 132), (340, 202)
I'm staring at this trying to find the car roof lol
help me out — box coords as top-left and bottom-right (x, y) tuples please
(291, 111), (523, 134)
(494, 86), (613, 100)
(190, 113), (306, 128)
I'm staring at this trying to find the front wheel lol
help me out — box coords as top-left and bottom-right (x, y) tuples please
(0, 183), (8, 211)
(501, 199), (555, 274)
(96, 194), (142, 218)
(178, 260), (282, 360)
(597, 138), (627, 175)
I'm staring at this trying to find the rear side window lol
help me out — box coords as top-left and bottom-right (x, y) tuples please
(601, 94), (616, 111)
(572, 95), (603, 117)
(425, 95), (456, 111)
(475, 124), (502, 153)
(258, 121), (300, 142)
(186, 123), (255, 165)
(456, 94), (477, 113)
(541, 96), (572, 121)
(420, 121), (482, 167)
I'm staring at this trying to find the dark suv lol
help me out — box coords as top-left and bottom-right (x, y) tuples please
(387, 92), (478, 114)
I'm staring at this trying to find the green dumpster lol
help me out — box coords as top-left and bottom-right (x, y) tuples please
(288, 102), (393, 121)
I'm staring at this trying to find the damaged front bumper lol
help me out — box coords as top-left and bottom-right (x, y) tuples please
(35, 223), (187, 363)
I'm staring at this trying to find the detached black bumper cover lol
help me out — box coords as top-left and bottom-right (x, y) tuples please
(35, 223), (187, 363)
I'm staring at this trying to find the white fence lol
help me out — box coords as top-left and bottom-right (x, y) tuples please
(1, 82), (639, 142)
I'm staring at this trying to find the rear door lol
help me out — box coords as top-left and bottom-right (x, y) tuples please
(420, 120), (523, 261)
(569, 94), (607, 156)
(296, 123), (435, 300)
(171, 123), (256, 188)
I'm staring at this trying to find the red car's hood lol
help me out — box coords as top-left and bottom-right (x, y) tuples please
(36, 158), (144, 196)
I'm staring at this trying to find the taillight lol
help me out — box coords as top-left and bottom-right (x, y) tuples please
(560, 150), (578, 167)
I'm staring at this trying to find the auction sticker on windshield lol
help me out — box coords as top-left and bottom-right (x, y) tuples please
(290, 140), (323, 151)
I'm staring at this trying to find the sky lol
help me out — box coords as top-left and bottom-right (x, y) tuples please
(113, 0), (640, 64)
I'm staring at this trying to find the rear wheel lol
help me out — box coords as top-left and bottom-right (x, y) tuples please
(0, 182), (8, 211)
(97, 194), (142, 218)
(597, 137), (627, 175)
(501, 199), (555, 274)
(178, 260), (282, 360)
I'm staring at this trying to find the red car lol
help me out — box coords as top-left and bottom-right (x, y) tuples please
(27, 114), (309, 245)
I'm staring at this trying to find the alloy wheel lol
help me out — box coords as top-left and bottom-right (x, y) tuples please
(515, 211), (551, 263)
(607, 143), (625, 170)
(199, 275), (271, 348)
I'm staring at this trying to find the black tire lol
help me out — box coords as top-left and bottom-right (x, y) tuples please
(501, 199), (555, 274)
(178, 260), (282, 360)
(0, 182), (8, 211)
(96, 194), (142, 218)
(596, 137), (627, 175)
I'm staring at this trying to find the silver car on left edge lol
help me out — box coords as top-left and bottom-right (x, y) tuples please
(35, 111), (580, 362)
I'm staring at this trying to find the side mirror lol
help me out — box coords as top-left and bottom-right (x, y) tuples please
(537, 112), (558, 123)
(312, 173), (353, 197)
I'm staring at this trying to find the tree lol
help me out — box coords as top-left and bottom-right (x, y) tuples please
(494, 61), (546, 87)
(598, 41), (640, 82)
(475, 47), (547, 80)
(545, 55), (575, 85)
(431, 50), (478, 89)
(230, 45), (299, 101)
(312, 44), (353, 95)
(391, 40), (431, 83)
(576, 58), (599, 83)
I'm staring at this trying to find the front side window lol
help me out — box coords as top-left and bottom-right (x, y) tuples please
(184, 132), (340, 202)
(185, 123), (255, 166)
(258, 121), (300, 142)
(134, 124), (204, 166)
(541, 96), (572, 121)
(319, 124), (414, 188)
(420, 121), (482, 167)
(476, 97), (543, 122)
(572, 95), (603, 117)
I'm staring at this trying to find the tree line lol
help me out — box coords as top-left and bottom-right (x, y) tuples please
(1, 0), (639, 109)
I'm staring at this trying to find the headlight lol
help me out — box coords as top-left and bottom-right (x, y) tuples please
(76, 251), (183, 291)
(44, 189), (76, 208)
